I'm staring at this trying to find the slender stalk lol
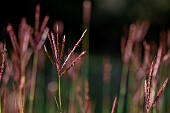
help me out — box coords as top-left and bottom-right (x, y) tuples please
(28, 49), (39, 113)
(20, 60), (26, 113)
(117, 63), (129, 113)
(58, 76), (62, 113)
(54, 96), (60, 110)
(82, 0), (91, 81)
(0, 98), (1, 113)
(111, 97), (117, 113)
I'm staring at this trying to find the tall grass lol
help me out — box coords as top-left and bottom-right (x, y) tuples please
(0, 3), (169, 113)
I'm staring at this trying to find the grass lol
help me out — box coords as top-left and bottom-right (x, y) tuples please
(0, 2), (170, 113)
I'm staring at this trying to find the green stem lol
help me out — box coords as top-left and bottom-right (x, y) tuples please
(28, 50), (39, 113)
(118, 63), (129, 113)
(0, 98), (1, 113)
(20, 59), (26, 113)
(58, 76), (62, 113)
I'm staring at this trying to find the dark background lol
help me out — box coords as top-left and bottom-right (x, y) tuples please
(1, 0), (170, 55)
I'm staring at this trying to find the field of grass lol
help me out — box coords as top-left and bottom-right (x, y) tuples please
(0, 1), (170, 113)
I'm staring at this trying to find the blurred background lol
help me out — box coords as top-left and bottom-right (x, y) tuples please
(1, 0), (170, 52)
(0, 0), (170, 113)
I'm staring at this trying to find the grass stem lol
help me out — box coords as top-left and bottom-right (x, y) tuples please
(58, 76), (62, 113)
(28, 50), (39, 113)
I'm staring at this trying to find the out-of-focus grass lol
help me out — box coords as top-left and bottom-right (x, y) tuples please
(1, 1), (170, 113)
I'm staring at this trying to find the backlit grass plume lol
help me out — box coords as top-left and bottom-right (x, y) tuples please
(144, 59), (169, 112)
(6, 5), (49, 112)
(44, 28), (87, 112)
(0, 42), (6, 81)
